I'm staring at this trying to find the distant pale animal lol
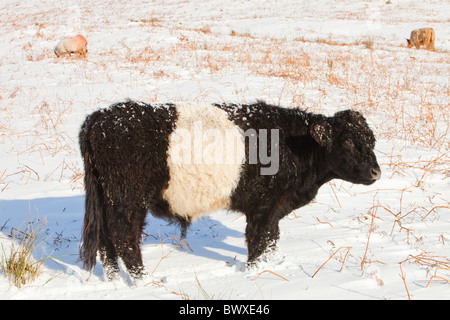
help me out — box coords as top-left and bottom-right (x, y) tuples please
(54, 35), (88, 57)
(406, 28), (435, 50)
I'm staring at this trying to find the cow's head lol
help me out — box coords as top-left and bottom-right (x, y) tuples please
(310, 110), (381, 185)
(406, 38), (413, 48)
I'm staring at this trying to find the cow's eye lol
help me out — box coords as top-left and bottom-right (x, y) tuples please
(344, 138), (354, 148)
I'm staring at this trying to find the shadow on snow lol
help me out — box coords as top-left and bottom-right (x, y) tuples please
(0, 195), (245, 280)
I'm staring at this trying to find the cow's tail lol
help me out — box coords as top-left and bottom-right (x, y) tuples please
(79, 114), (104, 272)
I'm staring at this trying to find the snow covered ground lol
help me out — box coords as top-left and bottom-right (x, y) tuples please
(0, 0), (449, 300)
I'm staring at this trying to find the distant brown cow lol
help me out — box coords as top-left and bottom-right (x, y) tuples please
(406, 28), (435, 50)
(54, 35), (88, 57)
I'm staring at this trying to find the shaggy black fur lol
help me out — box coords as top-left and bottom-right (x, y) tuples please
(216, 101), (381, 264)
(79, 100), (182, 279)
(79, 100), (381, 279)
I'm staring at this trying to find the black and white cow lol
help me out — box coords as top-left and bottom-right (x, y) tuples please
(79, 100), (381, 280)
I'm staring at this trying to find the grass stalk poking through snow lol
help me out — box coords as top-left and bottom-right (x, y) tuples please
(1, 218), (50, 288)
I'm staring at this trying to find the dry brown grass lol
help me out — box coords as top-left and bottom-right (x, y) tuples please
(252, 269), (289, 282)
(1, 218), (50, 287)
(400, 251), (450, 299)
(0, 6), (448, 297)
(149, 235), (192, 278)
(312, 246), (352, 278)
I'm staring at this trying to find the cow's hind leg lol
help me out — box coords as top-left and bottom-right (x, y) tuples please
(99, 205), (120, 280)
(99, 239), (119, 280)
(113, 205), (147, 279)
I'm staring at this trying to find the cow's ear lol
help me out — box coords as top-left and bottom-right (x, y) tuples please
(310, 121), (332, 148)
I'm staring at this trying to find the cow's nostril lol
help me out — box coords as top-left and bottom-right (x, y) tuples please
(371, 168), (381, 180)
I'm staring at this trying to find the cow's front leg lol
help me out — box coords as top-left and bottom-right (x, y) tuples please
(245, 214), (280, 267)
